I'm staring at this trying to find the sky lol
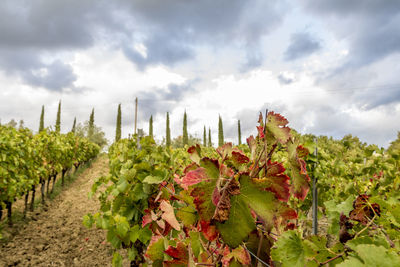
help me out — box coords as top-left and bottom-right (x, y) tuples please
(0, 0), (399, 148)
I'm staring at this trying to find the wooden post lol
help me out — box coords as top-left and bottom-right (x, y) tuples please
(134, 97), (138, 135)
(312, 138), (318, 235)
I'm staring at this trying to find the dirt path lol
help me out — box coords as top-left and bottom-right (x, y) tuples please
(0, 156), (113, 267)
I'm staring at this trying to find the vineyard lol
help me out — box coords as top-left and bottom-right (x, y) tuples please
(1, 110), (399, 266)
(78, 111), (400, 266)
(0, 124), (100, 238)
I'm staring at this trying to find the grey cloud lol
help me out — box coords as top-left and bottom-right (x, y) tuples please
(299, 1), (400, 111)
(137, 80), (199, 120)
(0, 0), (289, 89)
(0, 49), (77, 91)
(277, 73), (294, 85)
(115, 0), (288, 69)
(300, 0), (400, 68)
(355, 85), (400, 110)
(284, 32), (321, 61)
(21, 60), (77, 91)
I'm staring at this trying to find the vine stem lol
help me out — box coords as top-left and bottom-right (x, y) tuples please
(255, 230), (264, 267)
(319, 253), (344, 265)
(353, 214), (376, 240)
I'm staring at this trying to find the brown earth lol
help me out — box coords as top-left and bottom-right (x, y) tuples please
(0, 156), (114, 267)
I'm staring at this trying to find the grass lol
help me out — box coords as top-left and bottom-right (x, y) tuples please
(0, 159), (96, 243)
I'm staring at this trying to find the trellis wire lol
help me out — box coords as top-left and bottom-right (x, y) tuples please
(242, 246), (271, 267)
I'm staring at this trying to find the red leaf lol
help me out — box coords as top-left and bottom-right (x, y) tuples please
(287, 141), (310, 200)
(199, 220), (218, 241)
(217, 142), (233, 159)
(349, 195), (380, 225)
(221, 246), (251, 267)
(182, 168), (209, 189)
(183, 162), (199, 174)
(188, 144), (202, 164)
(296, 145), (309, 158)
(189, 158), (220, 221)
(164, 242), (188, 265)
(142, 210), (152, 227)
(231, 148), (250, 166)
(257, 125), (265, 139)
(219, 163), (234, 178)
(252, 162), (290, 202)
(266, 111), (291, 144)
(212, 187), (221, 206)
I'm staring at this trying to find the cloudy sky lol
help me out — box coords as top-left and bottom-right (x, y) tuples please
(1, 0), (399, 147)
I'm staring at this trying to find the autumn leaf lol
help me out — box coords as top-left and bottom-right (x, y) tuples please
(266, 111), (291, 144)
(164, 241), (188, 267)
(287, 140), (310, 201)
(160, 200), (181, 231)
(188, 144), (201, 164)
(212, 178), (240, 222)
(252, 161), (290, 202)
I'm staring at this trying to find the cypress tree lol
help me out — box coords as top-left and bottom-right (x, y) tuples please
(166, 112), (171, 147)
(88, 108), (94, 139)
(71, 117), (76, 133)
(238, 120), (242, 145)
(183, 110), (188, 146)
(115, 104), (121, 142)
(149, 115), (153, 138)
(208, 128), (212, 147)
(218, 115), (224, 147)
(39, 105), (45, 132)
(55, 100), (61, 133)
(203, 126), (206, 146)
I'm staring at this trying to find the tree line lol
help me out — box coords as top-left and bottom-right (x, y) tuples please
(114, 104), (243, 148)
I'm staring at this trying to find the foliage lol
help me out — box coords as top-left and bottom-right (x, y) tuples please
(39, 105), (45, 132)
(208, 127), (212, 147)
(166, 112), (171, 147)
(149, 115), (153, 138)
(203, 126), (206, 147)
(115, 104), (121, 142)
(218, 115), (224, 147)
(238, 120), (241, 145)
(183, 111), (188, 146)
(88, 108), (95, 139)
(88, 110), (400, 266)
(55, 100), (61, 133)
(71, 117), (76, 133)
(75, 121), (108, 149)
(0, 125), (99, 237)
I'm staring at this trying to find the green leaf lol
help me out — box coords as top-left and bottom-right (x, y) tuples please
(337, 244), (400, 267)
(138, 227), (152, 244)
(128, 247), (138, 261)
(145, 236), (165, 261)
(143, 175), (164, 184)
(217, 195), (256, 248)
(107, 229), (121, 249)
(239, 175), (296, 229)
(177, 206), (197, 227)
(82, 214), (94, 228)
(129, 225), (140, 243)
(271, 230), (305, 267)
(189, 231), (203, 258)
(116, 177), (128, 192)
(347, 236), (390, 250)
(112, 252), (123, 267)
(115, 215), (130, 238)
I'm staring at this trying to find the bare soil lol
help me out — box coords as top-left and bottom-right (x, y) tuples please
(0, 156), (113, 267)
